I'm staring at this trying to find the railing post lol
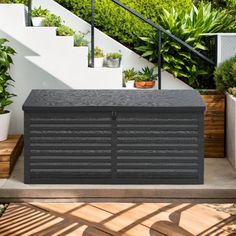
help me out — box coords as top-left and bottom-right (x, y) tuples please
(158, 30), (162, 90)
(27, 0), (32, 26)
(91, 0), (95, 67)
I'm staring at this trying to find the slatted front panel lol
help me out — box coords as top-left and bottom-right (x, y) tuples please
(115, 112), (203, 184)
(25, 111), (203, 184)
(25, 112), (113, 183)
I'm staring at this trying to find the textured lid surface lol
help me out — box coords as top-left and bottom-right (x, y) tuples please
(23, 89), (205, 112)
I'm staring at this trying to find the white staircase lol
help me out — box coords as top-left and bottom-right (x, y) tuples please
(0, 3), (191, 134)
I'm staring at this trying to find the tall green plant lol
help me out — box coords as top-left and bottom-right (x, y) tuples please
(136, 3), (236, 88)
(0, 39), (16, 114)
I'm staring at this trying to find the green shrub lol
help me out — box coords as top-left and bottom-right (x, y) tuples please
(43, 13), (62, 27)
(57, 25), (75, 36)
(0, 0), (27, 3)
(123, 68), (137, 82)
(55, 0), (192, 48)
(94, 47), (104, 58)
(0, 38), (16, 114)
(31, 6), (49, 17)
(74, 33), (89, 47)
(214, 55), (236, 92)
(136, 3), (236, 88)
(107, 52), (122, 60)
(135, 67), (157, 81)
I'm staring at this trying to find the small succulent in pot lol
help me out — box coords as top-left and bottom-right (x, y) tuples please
(106, 52), (122, 68)
(31, 6), (49, 27)
(43, 13), (62, 27)
(56, 25), (75, 36)
(74, 33), (89, 47)
(89, 47), (104, 68)
(134, 67), (158, 89)
(123, 68), (137, 88)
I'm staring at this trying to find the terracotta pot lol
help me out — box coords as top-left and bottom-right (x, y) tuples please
(134, 81), (156, 89)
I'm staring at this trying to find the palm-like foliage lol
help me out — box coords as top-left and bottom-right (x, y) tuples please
(136, 3), (236, 88)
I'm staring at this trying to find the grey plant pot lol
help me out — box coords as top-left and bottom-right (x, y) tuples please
(107, 58), (121, 68)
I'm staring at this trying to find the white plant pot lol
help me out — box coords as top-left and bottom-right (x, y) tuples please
(125, 80), (134, 88)
(32, 17), (45, 27)
(94, 57), (104, 68)
(226, 92), (236, 170)
(0, 111), (11, 141)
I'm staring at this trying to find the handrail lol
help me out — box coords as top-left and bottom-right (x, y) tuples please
(111, 0), (216, 66)
(90, 0), (216, 90)
(91, 0), (95, 67)
(27, 0), (32, 26)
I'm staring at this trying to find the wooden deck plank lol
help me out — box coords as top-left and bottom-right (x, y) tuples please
(0, 203), (235, 236)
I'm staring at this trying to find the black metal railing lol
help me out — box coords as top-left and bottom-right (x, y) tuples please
(27, 0), (32, 26)
(90, 0), (216, 90)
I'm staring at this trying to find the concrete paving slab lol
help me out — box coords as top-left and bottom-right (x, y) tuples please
(0, 155), (236, 202)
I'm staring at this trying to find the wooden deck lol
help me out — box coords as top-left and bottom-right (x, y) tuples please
(0, 203), (235, 235)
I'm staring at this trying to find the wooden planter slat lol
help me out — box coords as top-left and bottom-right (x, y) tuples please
(201, 94), (225, 158)
(0, 135), (23, 178)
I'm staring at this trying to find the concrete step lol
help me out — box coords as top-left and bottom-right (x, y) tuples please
(0, 157), (236, 202)
(26, 55), (123, 89)
(0, 26), (78, 55)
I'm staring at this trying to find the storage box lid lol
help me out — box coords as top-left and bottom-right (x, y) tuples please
(23, 90), (205, 112)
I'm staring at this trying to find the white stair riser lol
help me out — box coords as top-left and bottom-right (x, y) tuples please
(0, 4), (26, 27)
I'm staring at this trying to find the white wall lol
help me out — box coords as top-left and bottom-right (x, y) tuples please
(226, 93), (236, 170)
(205, 33), (236, 65)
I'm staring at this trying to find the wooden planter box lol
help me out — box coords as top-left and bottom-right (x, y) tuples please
(0, 135), (23, 178)
(201, 91), (225, 158)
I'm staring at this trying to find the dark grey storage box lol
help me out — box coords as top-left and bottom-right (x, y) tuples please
(23, 90), (205, 184)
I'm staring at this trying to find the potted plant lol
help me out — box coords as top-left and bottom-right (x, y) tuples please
(89, 47), (104, 68)
(134, 67), (157, 89)
(0, 39), (16, 141)
(56, 25), (75, 36)
(214, 55), (236, 169)
(31, 6), (49, 27)
(106, 52), (122, 68)
(123, 68), (137, 88)
(74, 33), (89, 47)
(43, 13), (62, 27)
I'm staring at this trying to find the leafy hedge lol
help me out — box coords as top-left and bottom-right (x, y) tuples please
(0, 0), (27, 3)
(136, 3), (236, 89)
(214, 55), (236, 92)
(55, 0), (192, 48)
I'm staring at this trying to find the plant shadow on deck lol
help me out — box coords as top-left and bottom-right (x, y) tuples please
(0, 202), (235, 235)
